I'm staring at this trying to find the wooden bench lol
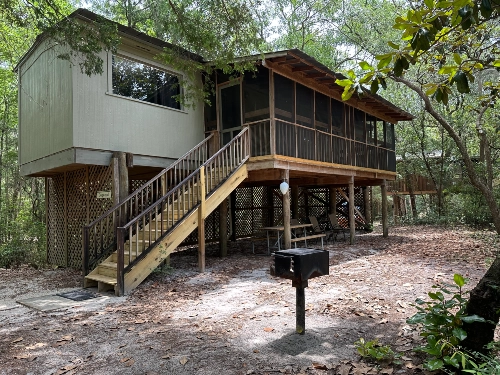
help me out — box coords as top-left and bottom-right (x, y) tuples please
(290, 233), (326, 249)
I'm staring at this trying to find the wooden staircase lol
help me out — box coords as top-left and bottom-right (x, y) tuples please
(83, 129), (249, 295)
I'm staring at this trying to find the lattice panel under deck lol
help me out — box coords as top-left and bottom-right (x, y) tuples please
(46, 166), (113, 269)
(47, 175), (65, 266)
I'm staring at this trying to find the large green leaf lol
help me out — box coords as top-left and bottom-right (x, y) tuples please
(424, 359), (444, 371)
(452, 327), (467, 341)
(453, 273), (465, 287)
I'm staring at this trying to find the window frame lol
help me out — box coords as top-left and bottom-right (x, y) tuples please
(107, 51), (184, 112)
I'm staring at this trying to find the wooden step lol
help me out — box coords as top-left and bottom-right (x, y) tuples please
(85, 273), (117, 285)
(110, 251), (140, 263)
(96, 261), (118, 278)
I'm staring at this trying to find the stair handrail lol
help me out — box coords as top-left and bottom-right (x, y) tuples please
(115, 127), (249, 295)
(83, 133), (214, 275)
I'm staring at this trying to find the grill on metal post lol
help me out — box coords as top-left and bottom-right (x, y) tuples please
(274, 248), (329, 334)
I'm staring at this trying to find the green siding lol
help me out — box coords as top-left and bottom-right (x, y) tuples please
(19, 40), (73, 166)
(72, 44), (204, 160)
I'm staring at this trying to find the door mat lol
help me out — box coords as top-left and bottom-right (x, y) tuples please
(56, 289), (100, 301)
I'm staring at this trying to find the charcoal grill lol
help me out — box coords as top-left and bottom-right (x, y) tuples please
(274, 248), (329, 334)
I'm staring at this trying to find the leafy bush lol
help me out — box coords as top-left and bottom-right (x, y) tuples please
(354, 338), (401, 364)
(0, 219), (46, 269)
(407, 274), (487, 371)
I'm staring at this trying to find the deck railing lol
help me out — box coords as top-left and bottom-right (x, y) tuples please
(246, 118), (396, 172)
(115, 127), (249, 295)
(83, 134), (214, 275)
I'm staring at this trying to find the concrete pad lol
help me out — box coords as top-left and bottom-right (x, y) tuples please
(17, 295), (82, 311)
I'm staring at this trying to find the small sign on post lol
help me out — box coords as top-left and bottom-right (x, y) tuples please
(97, 191), (112, 199)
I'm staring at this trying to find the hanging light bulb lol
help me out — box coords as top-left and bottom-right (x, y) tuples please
(280, 181), (289, 195)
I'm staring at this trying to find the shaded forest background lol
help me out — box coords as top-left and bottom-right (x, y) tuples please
(1, 0), (499, 268)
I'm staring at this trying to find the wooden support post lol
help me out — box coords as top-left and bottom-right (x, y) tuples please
(349, 177), (355, 245)
(329, 186), (336, 215)
(198, 166), (206, 271)
(364, 187), (372, 225)
(381, 179), (388, 238)
(267, 186), (274, 226)
(291, 185), (299, 219)
(282, 170), (291, 250)
(230, 191), (237, 242)
(393, 195), (399, 224)
(117, 152), (129, 202)
(111, 157), (120, 206)
(219, 198), (228, 257)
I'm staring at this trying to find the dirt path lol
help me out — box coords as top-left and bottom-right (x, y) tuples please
(0, 225), (496, 375)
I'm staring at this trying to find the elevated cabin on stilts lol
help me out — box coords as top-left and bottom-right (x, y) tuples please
(16, 9), (414, 295)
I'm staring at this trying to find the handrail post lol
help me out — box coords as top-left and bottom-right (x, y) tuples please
(117, 228), (125, 296)
(82, 227), (89, 277)
(198, 167), (206, 272)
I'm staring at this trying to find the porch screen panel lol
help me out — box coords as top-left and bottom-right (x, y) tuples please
(275, 120), (296, 157)
(244, 67), (269, 123)
(297, 126), (315, 159)
(316, 132), (331, 162)
(354, 142), (367, 168)
(331, 99), (344, 137)
(354, 108), (366, 142)
(332, 136), (346, 164)
(367, 145), (377, 169)
(388, 151), (396, 172)
(221, 84), (241, 130)
(345, 106), (355, 140)
(250, 120), (271, 156)
(377, 148), (388, 170)
(296, 83), (313, 127)
(366, 115), (376, 145)
(376, 120), (386, 147)
(386, 123), (395, 150)
(315, 92), (330, 132)
(274, 74), (294, 122)
(204, 90), (217, 132)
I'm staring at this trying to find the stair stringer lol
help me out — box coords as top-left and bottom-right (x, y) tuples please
(121, 165), (248, 294)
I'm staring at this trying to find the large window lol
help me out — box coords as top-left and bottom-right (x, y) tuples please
(112, 55), (181, 110)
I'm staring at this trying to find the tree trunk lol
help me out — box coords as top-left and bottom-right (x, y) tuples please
(462, 256), (500, 353)
(393, 77), (500, 234)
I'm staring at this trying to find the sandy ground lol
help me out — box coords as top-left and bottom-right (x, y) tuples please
(0, 225), (497, 375)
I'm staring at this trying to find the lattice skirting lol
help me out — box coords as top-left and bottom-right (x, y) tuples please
(47, 166), (113, 268)
(47, 169), (370, 268)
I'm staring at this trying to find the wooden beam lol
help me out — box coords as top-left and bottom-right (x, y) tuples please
(306, 73), (327, 78)
(230, 191), (237, 242)
(282, 169), (291, 249)
(348, 178), (355, 245)
(198, 166), (206, 271)
(381, 179), (388, 237)
(278, 58), (300, 65)
(269, 56), (287, 63)
(291, 185), (299, 219)
(364, 186), (372, 224)
(292, 65), (314, 72)
(219, 198), (228, 257)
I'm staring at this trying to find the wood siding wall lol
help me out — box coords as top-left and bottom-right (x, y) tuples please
(72, 42), (204, 160)
(18, 40), (73, 166)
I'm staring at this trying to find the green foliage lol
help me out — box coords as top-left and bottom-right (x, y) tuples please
(354, 338), (401, 364)
(407, 274), (487, 371)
